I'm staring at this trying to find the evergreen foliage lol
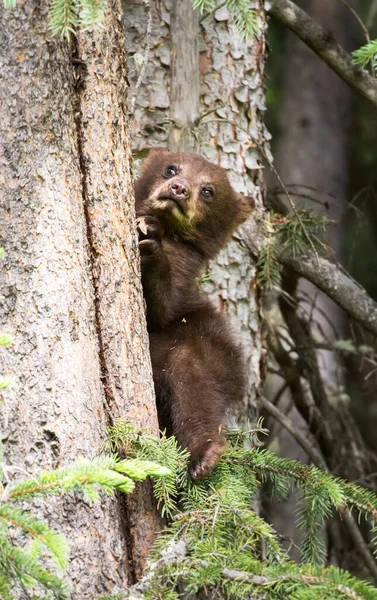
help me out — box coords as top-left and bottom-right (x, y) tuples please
(0, 455), (169, 599)
(0, 372), (169, 600)
(104, 420), (377, 600)
(48, 0), (106, 38)
(257, 210), (329, 289)
(352, 40), (377, 75)
(3, 0), (259, 40)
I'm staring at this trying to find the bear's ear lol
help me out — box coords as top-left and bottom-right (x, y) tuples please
(236, 193), (255, 224)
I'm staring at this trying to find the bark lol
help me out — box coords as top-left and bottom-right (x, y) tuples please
(75, 9), (161, 580)
(0, 0), (159, 595)
(168, 1), (200, 151)
(124, 0), (268, 419)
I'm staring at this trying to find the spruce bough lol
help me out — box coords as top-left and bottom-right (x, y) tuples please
(103, 421), (377, 600)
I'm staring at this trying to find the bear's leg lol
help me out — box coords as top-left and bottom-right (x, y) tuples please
(166, 344), (228, 480)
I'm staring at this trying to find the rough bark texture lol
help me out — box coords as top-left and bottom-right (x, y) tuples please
(169, 0), (200, 151)
(0, 0), (158, 595)
(124, 0), (268, 420)
(75, 5), (161, 580)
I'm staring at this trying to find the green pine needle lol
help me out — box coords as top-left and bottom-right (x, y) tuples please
(48, 0), (78, 38)
(2, 0), (16, 8)
(1, 450), (171, 597)
(106, 421), (377, 600)
(352, 40), (377, 73)
(78, 0), (106, 31)
(257, 210), (330, 290)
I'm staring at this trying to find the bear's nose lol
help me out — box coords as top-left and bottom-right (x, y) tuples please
(169, 180), (189, 200)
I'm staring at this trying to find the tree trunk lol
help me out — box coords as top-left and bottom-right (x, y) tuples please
(0, 0), (159, 596)
(124, 0), (268, 419)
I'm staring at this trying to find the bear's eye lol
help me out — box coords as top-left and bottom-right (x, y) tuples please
(164, 165), (178, 178)
(201, 187), (214, 201)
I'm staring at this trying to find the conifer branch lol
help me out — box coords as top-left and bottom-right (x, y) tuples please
(264, 195), (377, 338)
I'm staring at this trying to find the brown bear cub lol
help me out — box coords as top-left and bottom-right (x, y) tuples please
(135, 148), (253, 480)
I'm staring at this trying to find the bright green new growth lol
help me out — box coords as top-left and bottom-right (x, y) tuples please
(257, 210), (329, 289)
(48, 0), (106, 38)
(105, 420), (377, 600)
(0, 444), (169, 597)
(352, 40), (377, 75)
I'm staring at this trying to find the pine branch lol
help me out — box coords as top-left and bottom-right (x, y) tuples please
(0, 452), (170, 598)
(261, 197), (377, 339)
(106, 421), (377, 598)
(48, 0), (77, 38)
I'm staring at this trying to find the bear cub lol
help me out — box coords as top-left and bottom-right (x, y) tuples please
(135, 148), (253, 480)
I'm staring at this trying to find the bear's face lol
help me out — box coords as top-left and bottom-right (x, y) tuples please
(135, 148), (254, 257)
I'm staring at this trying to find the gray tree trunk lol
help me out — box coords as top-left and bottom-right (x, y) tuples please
(124, 0), (268, 419)
(0, 0), (159, 596)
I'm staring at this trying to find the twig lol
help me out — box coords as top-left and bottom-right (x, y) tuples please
(260, 395), (327, 470)
(129, 0), (153, 118)
(268, 0), (377, 109)
(263, 195), (377, 339)
(221, 568), (365, 599)
(277, 252), (377, 338)
(336, 0), (370, 43)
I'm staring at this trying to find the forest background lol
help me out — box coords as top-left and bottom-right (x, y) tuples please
(2, 0), (377, 598)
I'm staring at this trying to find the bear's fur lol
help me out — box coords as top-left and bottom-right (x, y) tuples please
(135, 148), (254, 479)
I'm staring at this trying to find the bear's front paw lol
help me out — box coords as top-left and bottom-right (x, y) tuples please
(188, 439), (226, 481)
(137, 216), (162, 256)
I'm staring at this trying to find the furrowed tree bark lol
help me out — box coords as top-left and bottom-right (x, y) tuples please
(0, 0), (159, 595)
(124, 0), (268, 419)
(75, 7), (161, 580)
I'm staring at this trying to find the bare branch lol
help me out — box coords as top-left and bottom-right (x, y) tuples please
(278, 251), (377, 338)
(268, 0), (377, 109)
(262, 193), (377, 339)
(342, 511), (377, 583)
